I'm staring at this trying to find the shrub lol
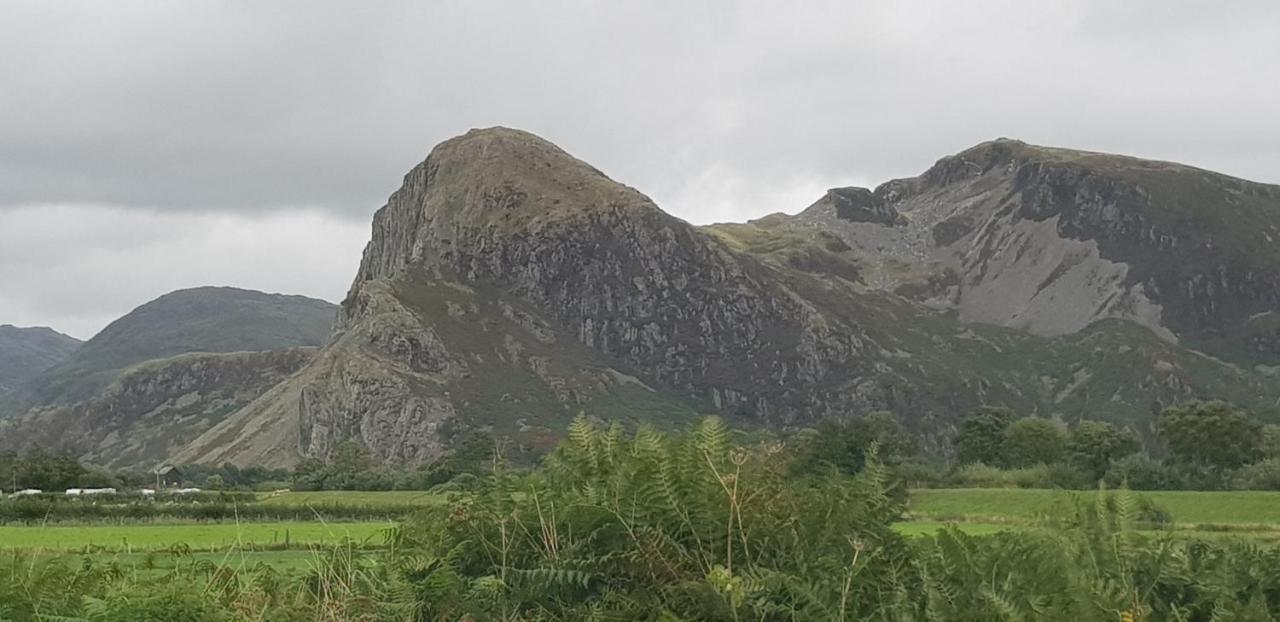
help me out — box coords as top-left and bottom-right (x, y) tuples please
(1104, 454), (1180, 490)
(949, 463), (1052, 488)
(895, 459), (946, 488)
(390, 416), (912, 620)
(1233, 458), (1280, 490)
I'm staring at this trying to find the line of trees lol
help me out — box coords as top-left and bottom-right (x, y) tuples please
(291, 430), (496, 491)
(946, 400), (1280, 490)
(6, 399), (1275, 495)
(0, 447), (105, 491)
(781, 399), (1280, 491)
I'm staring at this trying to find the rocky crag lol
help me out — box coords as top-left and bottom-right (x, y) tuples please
(789, 139), (1280, 361)
(176, 128), (1280, 468)
(0, 348), (315, 468)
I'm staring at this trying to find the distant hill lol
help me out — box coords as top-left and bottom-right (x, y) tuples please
(0, 325), (81, 395)
(0, 348), (316, 468)
(18, 287), (336, 409)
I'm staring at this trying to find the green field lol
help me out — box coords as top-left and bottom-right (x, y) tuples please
(13, 549), (344, 575)
(5, 489), (1278, 556)
(0, 521), (393, 552)
(256, 490), (446, 507)
(909, 488), (1280, 528)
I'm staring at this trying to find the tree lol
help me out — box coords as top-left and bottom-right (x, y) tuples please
(1002, 417), (1066, 467)
(795, 411), (918, 476)
(1261, 424), (1280, 460)
(1160, 401), (1260, 470)
(953, 406), (1016, 466)
(1067, 420), (1140, 481)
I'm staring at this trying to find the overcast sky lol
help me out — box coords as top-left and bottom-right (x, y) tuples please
(2, 1), (1278, 339)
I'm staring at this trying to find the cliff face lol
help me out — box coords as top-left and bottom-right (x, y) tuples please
(793, 139), (1280, 363)
(176, 128), (1280, 468)
(0, 348), (314, 468)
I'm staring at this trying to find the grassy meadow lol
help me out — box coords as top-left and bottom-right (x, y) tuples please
(5, 487), (1280, 557)
(0, 521), (392, 552)
(10, 420), (1280, 619)
(909, 488), (1280, 528)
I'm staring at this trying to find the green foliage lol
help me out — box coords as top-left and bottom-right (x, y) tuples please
(1002, 417), (1067, 467)
(953, 406), (1016, 466)
(390, 415), (913, 619)
(1104, 453), (1181, 490)
(0, 447), (88, 491)
(1261, 424), (1280, 459)
(178, 463), (290, 490)
(291, 431), (498, 492)
(791, 411), (918, 477)
(1160, 400), (1261, 469)
(1067, 420), (1140, 482)
(949, 463), (1054, 488)
(15, 419), (1280, 619)
(1233, 459), (1280, 490)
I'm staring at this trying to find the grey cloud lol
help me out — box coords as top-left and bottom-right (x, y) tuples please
(3, 1), (1278, 221)
(2, 0), (1279, 335)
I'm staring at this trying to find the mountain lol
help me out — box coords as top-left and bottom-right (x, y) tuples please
(0, 348), (315, 468)
(175, 128), (1280, 468)
(0, 325), (81, 394)
(18, 287), (337, 409)
(788, 139), (1280, 364)
(0, 288), (336, 467)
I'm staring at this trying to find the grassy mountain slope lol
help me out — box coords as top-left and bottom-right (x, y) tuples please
(19, 287), (336, 409)
(0, 325), (81, 393)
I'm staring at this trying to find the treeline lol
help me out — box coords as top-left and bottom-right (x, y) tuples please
(0, 448), (289, 493)
(935, 400), (1280, 490)
(290, 430), (495, 491)
(0, 496), (408, 525)
(0, 447), (117, 491)
(6, 399), (1276, 495)
(782, 400), (1280, 491)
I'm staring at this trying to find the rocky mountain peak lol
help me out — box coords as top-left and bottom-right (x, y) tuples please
(174, 129), (1280, 469)
(800, 187), (906, 227)
(791, 138), (1280, 362)
(345, 127), (682, 326)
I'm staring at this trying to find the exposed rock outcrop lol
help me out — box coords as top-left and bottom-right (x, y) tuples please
(0, 348), (315, 468)
(176, 129), (1280, 468)
(794, 139), (1280, 361)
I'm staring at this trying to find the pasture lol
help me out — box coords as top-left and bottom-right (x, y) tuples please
(909, 488), (1280, 528)
(0, 521), (393, 552)
(4, 487), (1280, 559)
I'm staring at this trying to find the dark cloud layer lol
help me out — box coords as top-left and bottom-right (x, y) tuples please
(2, 0), (1278, 336)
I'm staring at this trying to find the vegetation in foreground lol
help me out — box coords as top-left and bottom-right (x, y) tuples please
(6, 418), (1280, 620)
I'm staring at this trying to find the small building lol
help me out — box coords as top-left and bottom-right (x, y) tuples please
(65, 488), (82, 496)
(82, 488), (116, 495)
(11, 489), (42, 497)
(154, 464), (183, 488)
